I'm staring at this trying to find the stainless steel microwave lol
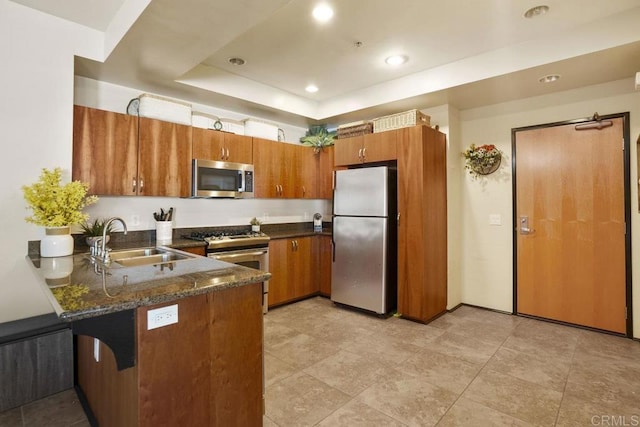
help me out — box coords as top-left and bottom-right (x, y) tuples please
(191, 159), (254, 198)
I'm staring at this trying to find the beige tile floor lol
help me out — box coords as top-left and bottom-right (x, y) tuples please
(2, 297), (639, 426)
(263, 297), (640, 427)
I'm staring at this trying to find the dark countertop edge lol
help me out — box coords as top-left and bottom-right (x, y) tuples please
(57, 269), (271, 322)
(266, 230), (332, 239)
(0, 312), (68, 345)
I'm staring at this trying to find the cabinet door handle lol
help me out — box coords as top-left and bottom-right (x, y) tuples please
(279, 184), (284, 196)
(362, 147), (367, 161)
(358, 148), (363, 161)
(291, 240), (295, 251)
(139, 178), (144, 192)
(294, 240), (299, 251)
(132, 179), (137, 193)
(225, 148), (230, 160)
(397, 213), (400, 225)
(220, 147), (225, 160)
(302, 186), (306, 197)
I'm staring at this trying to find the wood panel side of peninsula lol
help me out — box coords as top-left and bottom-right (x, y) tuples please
(77, 282), (263, 426)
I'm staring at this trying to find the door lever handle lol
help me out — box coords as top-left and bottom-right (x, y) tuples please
(519, 216), (534, 235)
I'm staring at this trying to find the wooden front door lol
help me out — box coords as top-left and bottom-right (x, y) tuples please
(514, 115), (630, 334)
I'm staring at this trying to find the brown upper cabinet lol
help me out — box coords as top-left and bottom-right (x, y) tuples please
(316, 146), (335, 199)
(73, 105), (192, 197)
(334, 130), (398, 166)
(252, 138), (291, 198)
(192, 128), (252, 164)
(292, 144), (336, 199)
(252, 138), (332, 199)
(137, 117), (192, 197)
(73, 105), (138, 196)
(73, 105), (333, 199)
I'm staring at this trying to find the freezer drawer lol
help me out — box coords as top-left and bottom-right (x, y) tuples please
(331, 216), (389, 314)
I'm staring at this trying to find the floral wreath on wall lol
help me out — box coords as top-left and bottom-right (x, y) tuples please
(462, 144), (502, 179)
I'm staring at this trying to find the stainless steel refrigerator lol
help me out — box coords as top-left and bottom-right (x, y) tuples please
(331, 166), (397, 315)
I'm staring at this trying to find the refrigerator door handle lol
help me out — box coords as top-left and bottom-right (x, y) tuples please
(331, 238), (335, 262)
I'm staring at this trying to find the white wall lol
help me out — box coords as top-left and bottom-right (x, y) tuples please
(459, 78), (640, 338)
(0, 1), (103, 322)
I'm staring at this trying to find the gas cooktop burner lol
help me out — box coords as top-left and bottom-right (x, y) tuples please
(182, 229), (270, 250)
(183, 230), (267, 240)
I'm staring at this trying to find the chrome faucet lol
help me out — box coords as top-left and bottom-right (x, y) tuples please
(92, 217), (128, 263)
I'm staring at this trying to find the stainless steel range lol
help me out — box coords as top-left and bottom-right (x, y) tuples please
(183, 229), (270, 313)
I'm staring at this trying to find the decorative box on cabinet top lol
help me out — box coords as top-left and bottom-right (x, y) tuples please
(372, 109), (430, 133)
(137, 93), (192, 125)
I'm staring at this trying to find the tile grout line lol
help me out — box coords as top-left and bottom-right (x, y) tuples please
(432, 323), (513, 426)
(552, 329), (584, 426)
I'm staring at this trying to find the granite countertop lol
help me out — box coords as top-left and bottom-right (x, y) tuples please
(27, 248), (270, 322)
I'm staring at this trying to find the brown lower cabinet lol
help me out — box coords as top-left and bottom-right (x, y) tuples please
(178, 244), (206, 257)
(316, 235), (332, 297)
(268, 237), (319, 307)
(77, 283), (263, 427)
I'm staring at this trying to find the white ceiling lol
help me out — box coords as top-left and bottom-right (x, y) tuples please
(11, 0), (640, 126)
(12, 0), (126, 31)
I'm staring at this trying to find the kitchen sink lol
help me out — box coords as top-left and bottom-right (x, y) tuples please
(108, 247), (196, 267)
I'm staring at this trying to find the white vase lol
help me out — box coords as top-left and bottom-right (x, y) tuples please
(41, 226), (74, 257)
(40, 256), (74, 286)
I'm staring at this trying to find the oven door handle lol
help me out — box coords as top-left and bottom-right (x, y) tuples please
(211, 251), (267, 261)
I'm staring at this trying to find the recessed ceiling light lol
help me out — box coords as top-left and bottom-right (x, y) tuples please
(305, 84), (319, 93)
(228, 57), (245, 66)
(539, 74), (561, 83)
(524, 5), (549, 18)
(385, 55), (408, 66)
(312, 3), (334, 22)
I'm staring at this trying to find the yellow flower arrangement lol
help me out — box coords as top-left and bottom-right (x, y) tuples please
(22, 168), (98, 227)
(51, 283), (89, 311)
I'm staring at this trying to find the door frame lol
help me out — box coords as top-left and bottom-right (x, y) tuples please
(511, 112), (633, 337)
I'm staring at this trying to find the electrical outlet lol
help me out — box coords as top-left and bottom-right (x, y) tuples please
(147, 304), (178, 330)
(130, 214), (141, 227)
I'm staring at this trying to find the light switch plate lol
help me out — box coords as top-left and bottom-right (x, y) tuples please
(489, 214), (502, 226)
(147, 304), (178, 330)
